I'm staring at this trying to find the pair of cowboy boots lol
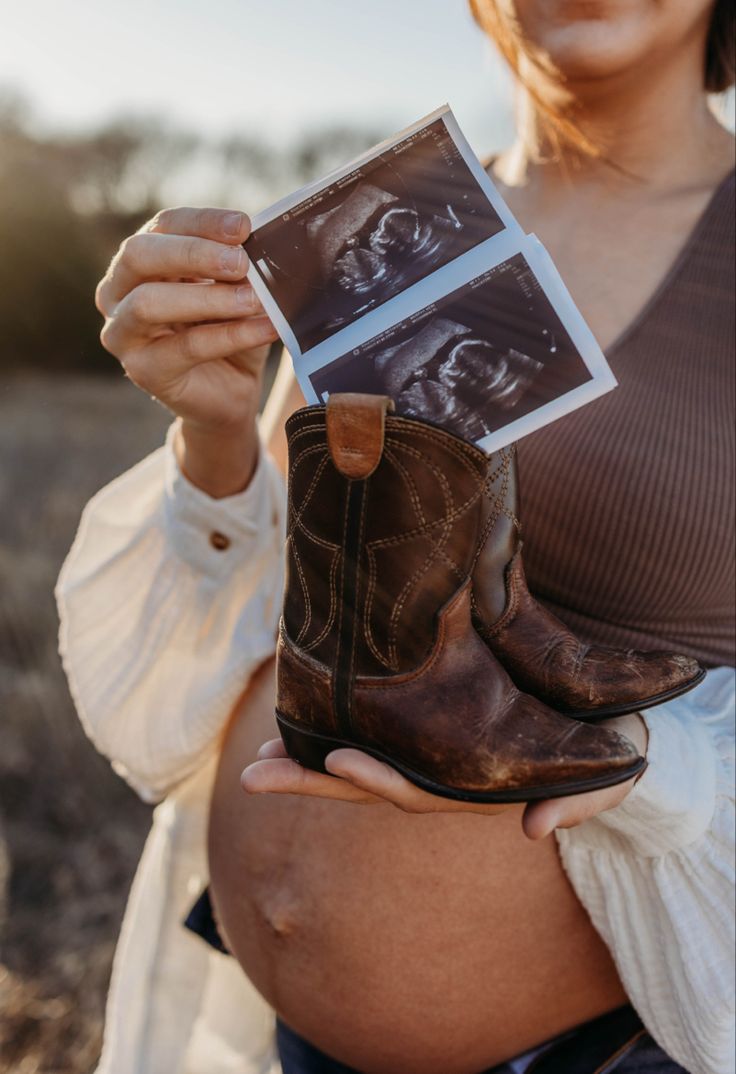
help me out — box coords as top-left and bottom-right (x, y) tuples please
(275, 394), (703, 802)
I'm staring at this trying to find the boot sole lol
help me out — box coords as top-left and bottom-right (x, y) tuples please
(562, 667), (707, 722)
(275, 711), (646, 803)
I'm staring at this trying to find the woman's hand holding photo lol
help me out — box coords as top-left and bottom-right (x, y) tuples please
(95, 206), (279, 498)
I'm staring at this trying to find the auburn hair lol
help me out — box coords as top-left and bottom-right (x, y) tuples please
(469, 0), (736, 157)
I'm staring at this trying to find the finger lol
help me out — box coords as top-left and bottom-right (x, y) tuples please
(324, 750), (510, 815)
(99, 233), (250, 310)
(113, 281), (265, 340)
(240, 758), (379, 803)
(151, 315), (278, 371)
(106, 315), (278, 382)
(522, 799), (566, 841)
(324, 749), (421, 808)
(522, 778), (637, 841)
(143, 207), (251, 245)
(257, 738), (288, 760)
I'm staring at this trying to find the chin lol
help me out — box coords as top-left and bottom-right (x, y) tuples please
(513, 0), (672, 82)
(536, 19), (655, 80)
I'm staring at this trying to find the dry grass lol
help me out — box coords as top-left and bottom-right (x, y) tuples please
(0, 373), (172, 1073)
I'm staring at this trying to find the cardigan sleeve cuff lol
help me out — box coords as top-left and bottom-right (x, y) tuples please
(564, 669), (734, 857)
(593, 705), (718, 854)
(162, 421), (286, 580)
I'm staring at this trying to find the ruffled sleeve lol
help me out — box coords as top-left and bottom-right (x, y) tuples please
(56, 422), (287, 803)
(557, 667), (735, 1074)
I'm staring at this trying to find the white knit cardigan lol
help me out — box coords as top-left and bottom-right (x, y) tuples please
(56, 425), (735, 1074)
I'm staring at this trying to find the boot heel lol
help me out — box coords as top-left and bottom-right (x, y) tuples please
(276, 713), (344, 774)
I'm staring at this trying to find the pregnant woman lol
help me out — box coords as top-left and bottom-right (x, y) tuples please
(57, 0), (734, 1071)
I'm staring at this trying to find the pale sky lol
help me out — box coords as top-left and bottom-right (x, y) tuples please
(1, 0), (516, 158)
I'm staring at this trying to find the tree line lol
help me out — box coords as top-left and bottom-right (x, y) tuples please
(0, 93), (379, 373)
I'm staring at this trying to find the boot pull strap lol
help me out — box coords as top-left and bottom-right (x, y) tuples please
(326, 394), (395, 479)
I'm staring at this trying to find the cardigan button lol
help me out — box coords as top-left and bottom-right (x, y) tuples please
(209, 531), (231, 551)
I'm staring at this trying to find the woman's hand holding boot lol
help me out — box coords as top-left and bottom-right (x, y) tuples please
(95, 206), (279, 498)
(242, 713), (648, 837)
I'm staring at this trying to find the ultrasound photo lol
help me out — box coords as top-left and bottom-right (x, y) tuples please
(246, 118), (505, 353)
(309, 253), (594, 446)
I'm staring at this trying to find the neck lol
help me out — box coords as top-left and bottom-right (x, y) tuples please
(503, 48), (732, 191)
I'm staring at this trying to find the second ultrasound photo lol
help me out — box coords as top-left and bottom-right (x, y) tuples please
(309, 253), (595, 446)
(246, 117), (505, 353)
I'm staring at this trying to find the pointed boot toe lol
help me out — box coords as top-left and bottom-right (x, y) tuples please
(549, 646), (706, 720)
(612, 649), (705, 711)
(532, 717), (645, 790)
(451, 691), (646, 801)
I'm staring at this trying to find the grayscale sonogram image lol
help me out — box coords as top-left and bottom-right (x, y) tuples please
(245, 118), (504, 352)
(309, 253), (593, 444)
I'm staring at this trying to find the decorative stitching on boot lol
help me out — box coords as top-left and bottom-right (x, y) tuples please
(287, 446), (326, 643)
(361, 442), (459, 671)
(300, 550), (341, 654)
(364, 445), (484, 547)
(361, 436), (484, 670)
(287, 446), (340, 648)
(332, 474), (353, 733)
(287, 409), (489, 675)
(385, 449), (467, 582)
(347, 474), (370, 707)
(356, 584), (472, 690)
(469, 447), (519, 574)
(385, 448), (454, 669)
(361, 447), (424, 671)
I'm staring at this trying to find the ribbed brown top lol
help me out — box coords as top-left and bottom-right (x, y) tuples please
(518, 168), (735, 668)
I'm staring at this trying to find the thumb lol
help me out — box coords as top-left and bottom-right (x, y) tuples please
(522, 799), (567, 841)
(522, 778), (638, 841)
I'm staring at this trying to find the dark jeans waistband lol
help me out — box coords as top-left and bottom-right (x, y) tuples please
(275, 1010), (687, 1074)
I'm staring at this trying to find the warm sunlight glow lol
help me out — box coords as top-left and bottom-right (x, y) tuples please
(1, 0), (515, 153)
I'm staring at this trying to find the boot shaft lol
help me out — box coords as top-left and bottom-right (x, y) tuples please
(283, 397), (491, 678)
(278, 396), (647, 800)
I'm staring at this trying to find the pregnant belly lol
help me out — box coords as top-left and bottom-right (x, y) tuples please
(208, 658), (627, 1074)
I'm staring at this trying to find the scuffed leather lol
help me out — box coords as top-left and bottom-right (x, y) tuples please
(478, 551), (702, 713)
(277, 627), (338, 736)
(278, 399), (641, 796)
(278, 581), (639, 794)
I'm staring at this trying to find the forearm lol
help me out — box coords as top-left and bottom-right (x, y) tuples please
(176, 415), (261, 499)
(57, 425), (287, 801)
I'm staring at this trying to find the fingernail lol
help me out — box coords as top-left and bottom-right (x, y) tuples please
(221, 247), (245, 273)
(234, 285), (252, 307)
(240, 766), (259, 791)
(223, 211), (243, 238)
(324, 754), (346, 777)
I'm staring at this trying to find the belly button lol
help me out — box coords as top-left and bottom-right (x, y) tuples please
(264, 904), (301, 938)
(255, 888), (304, 938)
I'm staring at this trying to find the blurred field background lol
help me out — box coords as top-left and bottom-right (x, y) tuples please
(0, 1), (516, 1069)
(0, 94), (412, 1073)
(0, 1), (733, 1070)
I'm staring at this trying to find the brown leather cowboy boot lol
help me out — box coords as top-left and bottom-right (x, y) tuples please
(275, 394), (644, 803)
(472, 447), (704, 720)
